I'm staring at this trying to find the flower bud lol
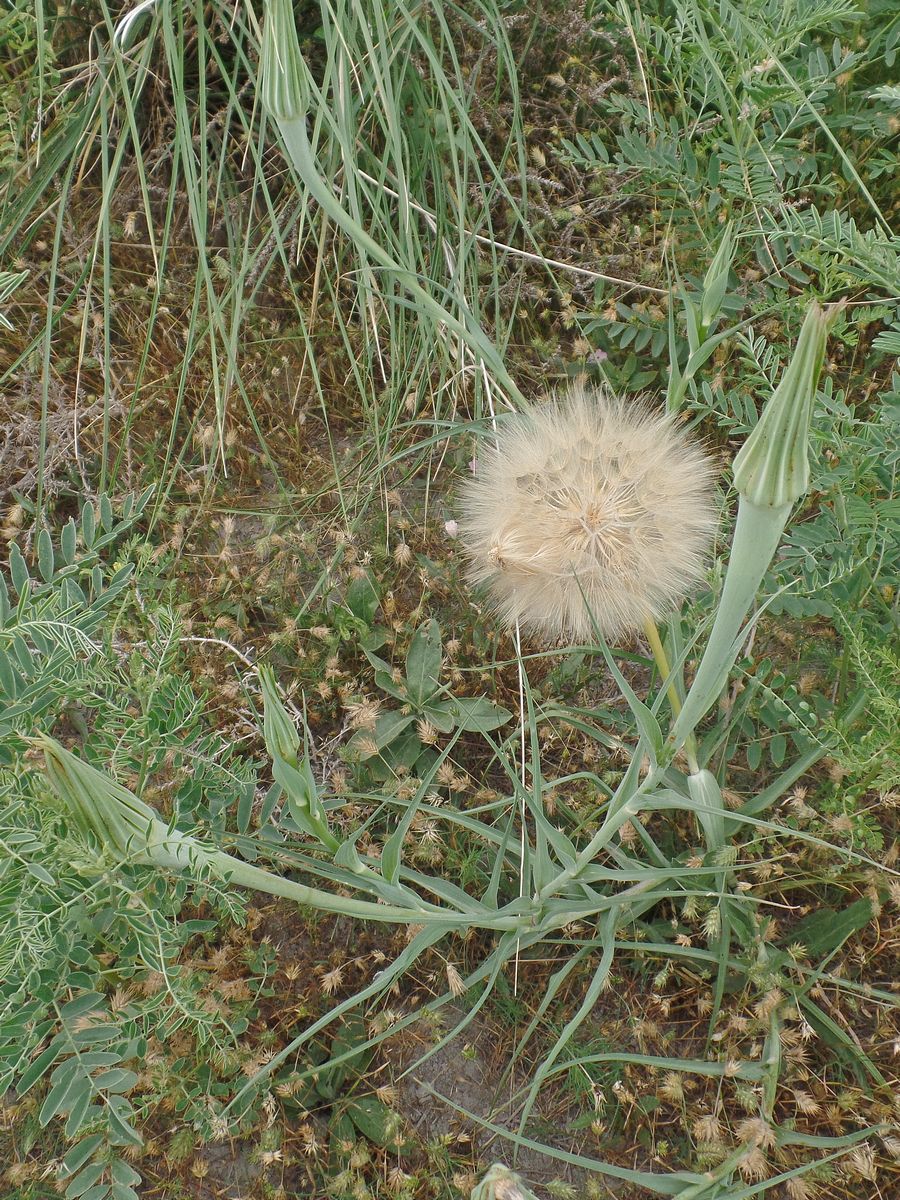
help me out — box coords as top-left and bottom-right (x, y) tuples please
(672, 299), (842, 750)
(38, 735), (215, 872)
(259, 665), (300, 767)
(37, 736), (471, 928)
(733, 301), (842, 509)
(700, 222), (736, 335)
(258, 667), (339, 852)
(260, 0), (309, 122)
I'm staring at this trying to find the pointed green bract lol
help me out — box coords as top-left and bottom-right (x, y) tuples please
(259, 0), (309, 122)
(38, 734), (218, 873)
(258, 665), (338, 851)
(699, 221), (735, 335)
(259, 664), (300, 766)
(733, 300), (840, 509)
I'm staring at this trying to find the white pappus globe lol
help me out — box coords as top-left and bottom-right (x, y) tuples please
(459, 383), (718, 642)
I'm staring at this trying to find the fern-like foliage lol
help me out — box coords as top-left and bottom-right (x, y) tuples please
(768, 205), (900, 292)
(825, 621), (900, 793)
(0, 492), (259, 1200)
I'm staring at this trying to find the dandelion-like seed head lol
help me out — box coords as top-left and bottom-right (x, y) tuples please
(459, 384), (717, 642)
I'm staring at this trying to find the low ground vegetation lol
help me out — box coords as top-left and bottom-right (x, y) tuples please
(0, 1), (898, 1198)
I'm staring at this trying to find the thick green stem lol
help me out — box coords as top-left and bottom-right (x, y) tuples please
(673, 300), (835, 754)
(671, 496), (791, 751)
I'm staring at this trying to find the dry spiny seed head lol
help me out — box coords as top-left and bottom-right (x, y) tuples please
(786, 1179), (818, 1200)
(417, 719), (439, 746)
(754, 988), (783, 1021)
(658, 1071), (684, 1103)
(738, 1148), (768, 1181)
(345, 696), (382, 731)
(693, 1113), (722, 1144)
(845, 1145), (877, 1180)
(793, 1089), (821, 1115)
(736, 1117), (777, 1151)
(459, 384), (717, 642)
(320, 966), (343, 995)
(446, 962), (466, 997)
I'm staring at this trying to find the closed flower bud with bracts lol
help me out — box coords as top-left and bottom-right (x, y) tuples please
(259, 664), (299, 767)
(459, 383), (717, 643)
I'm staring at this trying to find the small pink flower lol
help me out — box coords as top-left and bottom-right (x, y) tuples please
(444, 520), (459, 539)
(588, 348), (608, 364)
(469, 458), (478, 474)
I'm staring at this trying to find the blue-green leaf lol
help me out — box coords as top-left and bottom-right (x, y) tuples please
(9, 543), (29, 596)
(405, 619), (442, 705)
(346, 572), (380, 625)
(61, 517), (78, 565)
(65, 1162), (106, 1199)
(81, 503), (96, 548)
(0, 649), (20, 698)
(444, 696), (512, 734)
(61, 1134), (105, 1177)
(18, 1043), (61, 1093)
(37, 529), (54, 581)
(110, 1160), (140, 1188)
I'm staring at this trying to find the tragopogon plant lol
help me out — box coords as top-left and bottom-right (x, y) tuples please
(37, 294), (880, 1197)
(37, 733), (511, 931)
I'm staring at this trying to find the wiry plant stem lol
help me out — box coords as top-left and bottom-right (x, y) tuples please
(671, 497), (791, 752)
(642, 617), (682, 718)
